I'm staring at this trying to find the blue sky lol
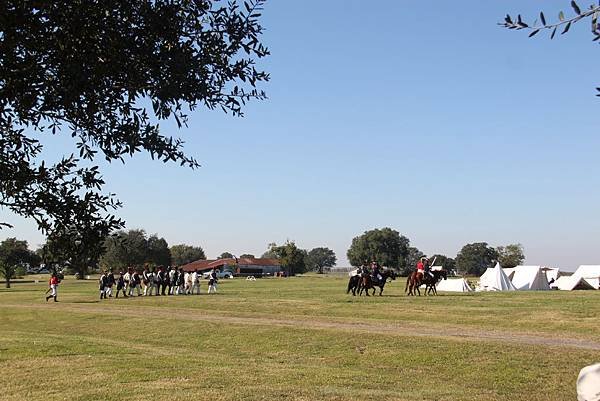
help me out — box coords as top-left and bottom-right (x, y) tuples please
(3, 1), (600, 270)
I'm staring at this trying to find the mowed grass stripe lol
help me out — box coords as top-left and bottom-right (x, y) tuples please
(3, 302), (600, 351)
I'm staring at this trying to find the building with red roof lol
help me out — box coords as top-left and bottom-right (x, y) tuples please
(180, 257), (282, 277)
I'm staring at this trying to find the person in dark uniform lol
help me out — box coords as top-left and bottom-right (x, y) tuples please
(165, 266), (172, 295)
(132, 270), (142, 296)
(208, 268), (218, 294)
(159, 266), (168, 295)
(371, 261), (382, 285)
(154, 267), (162, 296)
(142, 266), (150, 296)
(115, 271), (127, 298)
(172, 267), (179, 295)
(106, 270), (115, 297)
(175, 267), (183, 295)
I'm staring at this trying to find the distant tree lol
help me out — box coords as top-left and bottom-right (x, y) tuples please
(239, 254), (255, 259)
(261, 243), (278, 259)
(399, 247), (423, 276)
(100, 229), (147, 270)
(36, 223), (108, 278)
(100, 229), (170, 270)
(455, 243), (498, 276)
(170, 244), (206, 266)
(430, 254), (457, 273)
(305, 247), (337, 274)
(265, 241), (306, 275)
(496, 244), (525, 269)
(0, 0), (269, 264)
(0, 238), (35, 288)
(146, 235), (171, 267)
(218, 252), (234, 260)
(346, 228), (410, 270)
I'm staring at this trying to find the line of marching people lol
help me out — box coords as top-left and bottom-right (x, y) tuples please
(98, 266), (219, 300)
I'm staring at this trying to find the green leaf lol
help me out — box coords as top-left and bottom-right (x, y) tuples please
(540, 12), (547, 26)
(571, 1), (581, 15)
(529, 29), (540, 37)
(551, 27), (557, 39)
(562, 21), (572, 34)
(559, 11), (565, 21)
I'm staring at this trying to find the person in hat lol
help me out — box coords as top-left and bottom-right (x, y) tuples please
(207, 267), (218, 294)
(45, 273), (60, 302)
(99, 270), (109, 300)
(416, 257), (426, 280)
(106, 270), (115, 297)
(191, 270), (201, 295)
(115, 271), (127, 298)
(371, 261), (382, 285)
(123, 268), (131, 296)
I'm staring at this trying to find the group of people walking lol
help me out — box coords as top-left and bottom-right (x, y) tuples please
(98, 266), (219, 300)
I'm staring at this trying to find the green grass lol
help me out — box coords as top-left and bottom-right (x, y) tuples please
(1, 275), (599, 400)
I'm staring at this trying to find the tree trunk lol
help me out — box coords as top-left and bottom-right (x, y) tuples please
(5, 277), (10, 288)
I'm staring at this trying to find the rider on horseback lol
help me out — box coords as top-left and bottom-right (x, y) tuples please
(371, 261), (382, 286)
(416, 257), (426, 280)
(418, 256), (435, 277)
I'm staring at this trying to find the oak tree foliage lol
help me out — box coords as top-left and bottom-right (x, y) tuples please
(346, 228), (410, 271)
(1, 0), (269, 261)
(0, 237), (37, 288)
(170, 244), (206, 266)
(305, 247), (336, 274)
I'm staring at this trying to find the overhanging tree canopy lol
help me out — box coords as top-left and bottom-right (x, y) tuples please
(0, 0), (269, 250)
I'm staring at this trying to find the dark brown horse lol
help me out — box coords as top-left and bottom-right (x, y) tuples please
(358, 269), (396, 296)
(424, 269), (448, 295)
(405, 269), (447, 296)
(346, 274), (362, 296)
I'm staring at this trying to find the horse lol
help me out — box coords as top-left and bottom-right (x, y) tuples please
(405, 269), (447, 296)
(346, 274), (362, 296)
(424, 269), (448, 295)
(358, 269), (397, 296)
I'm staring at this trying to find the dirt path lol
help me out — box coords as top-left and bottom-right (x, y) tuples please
(4, 303), (600, 351)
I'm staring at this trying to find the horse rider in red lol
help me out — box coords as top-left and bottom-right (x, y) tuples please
(416, 257), (426, 281)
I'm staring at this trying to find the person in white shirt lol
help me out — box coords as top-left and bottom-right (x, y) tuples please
(168, 268), (176, 295)
(123, 270), (131, 296)
(183, 271), (190, 294)
(190, 270), (200, 294)
(207, 268), (218, 294)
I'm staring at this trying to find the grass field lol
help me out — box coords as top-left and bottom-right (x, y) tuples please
(1, 274), (599, 401)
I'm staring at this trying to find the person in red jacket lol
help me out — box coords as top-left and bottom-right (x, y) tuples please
(45, 273), (60, 302)
(416, 257), (426, 280)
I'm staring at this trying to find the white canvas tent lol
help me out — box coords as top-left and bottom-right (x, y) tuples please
(572, 265), (600, 290)
(544, 267), (561, 283)
(477, 263), (516, 291)
(551, 275), (596, 291)
(502, 268), (516, 281)
(435, 278), (474, 292)
(511, 265), (551, 291)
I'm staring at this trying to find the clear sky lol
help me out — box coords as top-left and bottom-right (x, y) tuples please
(2, 1), (600, 271)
